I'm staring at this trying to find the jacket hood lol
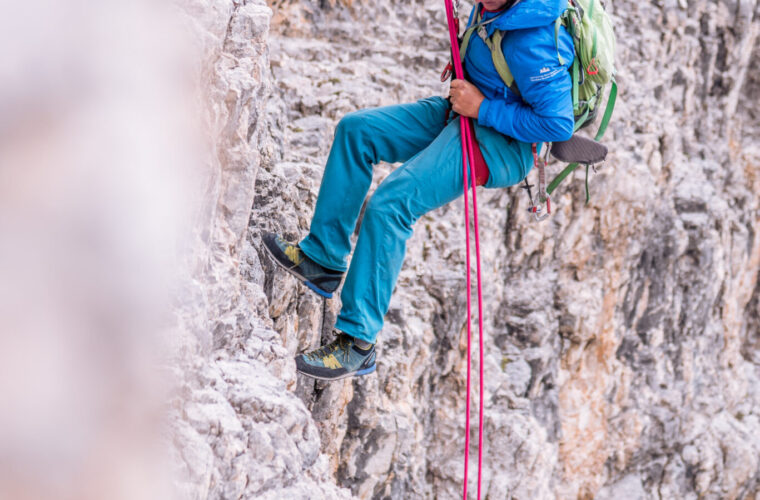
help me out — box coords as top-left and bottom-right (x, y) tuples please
(488, 0), (567, 30)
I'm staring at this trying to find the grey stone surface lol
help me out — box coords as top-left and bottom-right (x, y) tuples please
(168, 0), (760, 498)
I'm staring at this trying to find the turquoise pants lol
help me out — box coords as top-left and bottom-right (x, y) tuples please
(299, 96), (534, 343)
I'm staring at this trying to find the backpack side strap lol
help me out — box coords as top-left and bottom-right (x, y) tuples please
(546, 79), (617, 196)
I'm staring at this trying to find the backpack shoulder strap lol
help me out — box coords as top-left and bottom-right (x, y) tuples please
(460, 26), (479, 59)
(486, 30), (519, 96)
(459, 5), (483, 60)
(461, 26), (520, 96)
(458, 7), (520, 95)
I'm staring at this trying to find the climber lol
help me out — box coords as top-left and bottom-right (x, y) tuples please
(262, 0), (575, 380)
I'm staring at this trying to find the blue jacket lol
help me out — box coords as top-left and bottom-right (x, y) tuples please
(464, 0), (575, 143)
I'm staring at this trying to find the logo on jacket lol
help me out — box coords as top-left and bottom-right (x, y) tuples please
(530, 67), (562, 82)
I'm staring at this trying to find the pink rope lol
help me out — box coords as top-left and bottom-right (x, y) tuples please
(466, 123), (486, 500)
(442, 2), (486, 498)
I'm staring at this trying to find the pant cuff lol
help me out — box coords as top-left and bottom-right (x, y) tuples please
(299, 236), (348, 273)
(334, 317), (376, 344)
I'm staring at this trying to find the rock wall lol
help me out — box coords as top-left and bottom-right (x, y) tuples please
(169, 1), (350, 498)
(170, 0), (760, 498)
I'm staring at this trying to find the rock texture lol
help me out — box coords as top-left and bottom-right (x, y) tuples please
(169, 0), (760, 498)
(168, 1), (350, 498)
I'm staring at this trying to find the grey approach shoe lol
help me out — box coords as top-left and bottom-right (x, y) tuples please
(261, 232), (344, 298)
(295, 332), (376, 381)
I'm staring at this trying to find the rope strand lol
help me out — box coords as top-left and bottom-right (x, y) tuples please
(443, 2), (486, 498)
(465, 123), (486, 499)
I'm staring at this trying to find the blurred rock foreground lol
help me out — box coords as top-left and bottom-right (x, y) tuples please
(170, 0), (760, 498)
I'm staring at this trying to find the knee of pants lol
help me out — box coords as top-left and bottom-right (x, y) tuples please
(363, 177), (417, 231)
(336, 111), (369, 139)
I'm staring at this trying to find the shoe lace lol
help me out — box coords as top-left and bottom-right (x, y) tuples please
(306, 334), (352, 363)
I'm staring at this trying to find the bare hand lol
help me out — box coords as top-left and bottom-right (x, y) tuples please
(449, 79), (485, 119)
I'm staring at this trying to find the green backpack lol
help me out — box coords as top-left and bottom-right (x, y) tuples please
(460, 0), (618, 201)
(559, 0), (617, 131)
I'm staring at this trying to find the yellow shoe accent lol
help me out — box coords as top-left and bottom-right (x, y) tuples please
(284, 245), (304, 266)
(322, 354), (343, 369)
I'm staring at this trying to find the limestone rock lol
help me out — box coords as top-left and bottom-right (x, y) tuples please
(168, 0), (760, 498)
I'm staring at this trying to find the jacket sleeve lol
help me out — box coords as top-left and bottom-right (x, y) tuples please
(477, 24), (575, 143)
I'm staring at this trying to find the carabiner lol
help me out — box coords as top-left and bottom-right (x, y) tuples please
(440, 61), (453, 82)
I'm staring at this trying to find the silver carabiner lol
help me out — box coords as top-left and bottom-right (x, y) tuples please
(529, 197), (551, 222)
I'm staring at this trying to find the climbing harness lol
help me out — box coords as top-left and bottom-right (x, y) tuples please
(443, 0), (486, 498)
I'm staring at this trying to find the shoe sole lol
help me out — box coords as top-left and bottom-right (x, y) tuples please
(262, 238), (334, 299)
(296, 363), (376, 381)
